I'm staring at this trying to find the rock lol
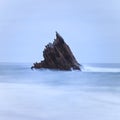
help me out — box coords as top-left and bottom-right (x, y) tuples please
(31, 32), (81, 70)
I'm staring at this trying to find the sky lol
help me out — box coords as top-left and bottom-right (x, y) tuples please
(0, 0), (120, 63)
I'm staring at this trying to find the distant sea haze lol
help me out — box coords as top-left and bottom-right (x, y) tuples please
(0, 62), (120, 120)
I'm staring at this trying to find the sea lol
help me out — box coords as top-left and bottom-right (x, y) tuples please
(0, 63), (120, 120)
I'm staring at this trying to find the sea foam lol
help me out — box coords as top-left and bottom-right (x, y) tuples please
(82, 65), (120, 73)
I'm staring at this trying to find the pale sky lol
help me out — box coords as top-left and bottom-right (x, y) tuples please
(0, 0), (120, 63)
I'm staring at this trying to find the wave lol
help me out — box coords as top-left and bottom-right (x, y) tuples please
(81, 65), (120, 73)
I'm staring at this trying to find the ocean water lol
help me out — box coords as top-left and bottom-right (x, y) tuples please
(0, 63), (120, 120)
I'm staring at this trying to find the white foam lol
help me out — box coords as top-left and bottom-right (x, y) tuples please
(82, 65), (120, 72)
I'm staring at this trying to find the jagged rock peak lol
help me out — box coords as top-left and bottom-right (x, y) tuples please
(31, 32), (81, 71)
(53, 31), (65, 45)
(56, 31), (64, 40)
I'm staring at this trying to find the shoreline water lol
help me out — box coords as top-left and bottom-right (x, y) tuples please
(0, 82), (120, 120)
(0, 63), (120, 120)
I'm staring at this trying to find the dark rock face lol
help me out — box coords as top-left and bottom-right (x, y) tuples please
(31, 32), (80, 70)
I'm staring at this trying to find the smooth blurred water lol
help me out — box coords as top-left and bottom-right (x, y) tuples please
(1, 63), (120, 88)
(0, 63), (120, 120)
